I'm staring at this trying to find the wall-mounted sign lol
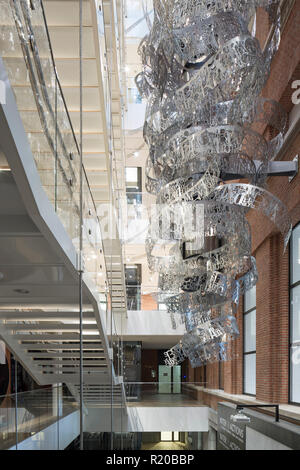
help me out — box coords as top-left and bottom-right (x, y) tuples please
(217, 403), (246, 450)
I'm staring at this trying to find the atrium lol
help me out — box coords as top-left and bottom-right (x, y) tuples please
(0, 0), (299, 452)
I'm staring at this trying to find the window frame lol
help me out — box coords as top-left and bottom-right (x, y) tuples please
(289, 222), (300, 405)
(243, 288), (256, 396)
(219, 360), (224, 390)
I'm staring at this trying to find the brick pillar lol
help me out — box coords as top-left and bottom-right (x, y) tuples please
(255, 7), (270, 50)
(206, 362), (219, 389)
(269, 234), (289, 403)
(223, 353), (232, 393)
(256, 234), (289, 403)
(188, 362), (195, 382)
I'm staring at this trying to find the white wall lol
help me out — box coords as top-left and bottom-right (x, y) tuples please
(84, 406), (209, 433)
(124, 102), (147, 131)
(112, 310), (186, 340)
(128, 407), (209, 432)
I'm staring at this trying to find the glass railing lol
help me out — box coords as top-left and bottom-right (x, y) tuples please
(122, 285), (173, 311)
(126, 285), (142, 310)
(0, 382), (207, 450)
(0, 385), (78, 450)
(68, 428), (205, 451)
(108, 381), (206, 451)
(96, 0), (126, 240)
(112, 334), (123, 378)
(68, 431), (142, 451)
(0, 0), (104, 293)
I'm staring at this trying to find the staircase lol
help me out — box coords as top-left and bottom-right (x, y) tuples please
(72, 383), (124, 407)
(0, 171), (110, 387)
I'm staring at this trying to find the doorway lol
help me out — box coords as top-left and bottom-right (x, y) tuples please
(161, 432), (179, 442)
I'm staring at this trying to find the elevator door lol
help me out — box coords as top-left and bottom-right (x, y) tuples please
(158, 365), (172, 393)
(173, 365), (181, 394)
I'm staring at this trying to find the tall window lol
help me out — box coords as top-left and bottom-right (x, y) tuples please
(290, 223), (300, 403)
(243, 285), (256, 395)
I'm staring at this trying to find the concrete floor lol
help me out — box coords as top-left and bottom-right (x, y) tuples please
(141, 441), (187, 450)
(127, 393), (201, 407)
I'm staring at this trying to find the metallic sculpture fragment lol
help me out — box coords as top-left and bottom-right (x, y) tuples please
(136, 0), (292, 367)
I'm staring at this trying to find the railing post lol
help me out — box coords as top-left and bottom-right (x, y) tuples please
(14, 355), (18, 450)
(275, 405), (279, 422)
(79, 0), (84, 451)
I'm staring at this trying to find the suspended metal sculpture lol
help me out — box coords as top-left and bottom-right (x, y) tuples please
(136, 0), (292, 368)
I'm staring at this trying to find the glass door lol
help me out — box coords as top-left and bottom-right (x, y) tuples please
(173, 366), (181, 394)
(158, 365), (172, 393)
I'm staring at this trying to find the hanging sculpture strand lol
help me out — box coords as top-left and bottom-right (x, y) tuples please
(136, 0), (292, 368)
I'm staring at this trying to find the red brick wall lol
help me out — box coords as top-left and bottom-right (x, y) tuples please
(262, 3), (300, 108)
(187, 362), (195, 382)
(256, 7), (270, 49)
(204, 134), (300, 404)
(255, 235), (289, 402)
(195, 3), (300, 403)
(206, 362), (219, 389)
